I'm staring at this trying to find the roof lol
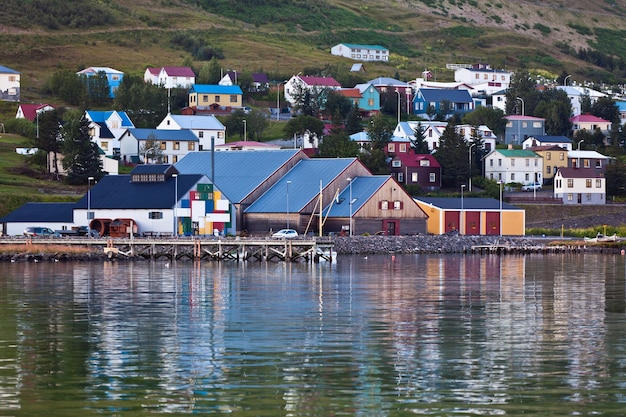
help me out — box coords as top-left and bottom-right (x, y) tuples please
(17, 103), (52, 121)
(504, 115), (545, 121)
(145, 67), (160, 76)
(252, 73), (270, 84)
(162, 66), (195, 77)
(215, 141), (281, 150)
(245, 158), (358, 213)
(419, 88), (472, 103)
(367, 77), (409, 87)
(73, 174), (205, 210)
(570, 113), (611, 123)
(349, 131), (369, 142)
(96, 122), (114, 139)
(298, 76), (341, 87)
(86, 110), (134, 127)
(175, 149), (305, 203)
(526, 135), (572, 144)
(189, 84), (243, 95)
(460, 68), (509, 74)
(556, 167), (604, 179)
(126, 128), (199, 142)
(527, 145), (567, 152)
(166, 114), (225, 130)
(323, 176), (389, 217)
(0, 202), (74, 223)
(350, 63), (365, 72)
(494, 149), (540, 158)
(392, 153), (441, 168)
(338, 43), (388, 51)
(77, 67), (123, 75)
(130, 164), (177, 175)
(566, 150), (609, 159)
(416, 197), (522, 211)
(0, 65), (20, 74)
(338, 88), (362, 98)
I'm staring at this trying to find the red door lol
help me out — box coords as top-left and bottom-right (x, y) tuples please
(444, 211), (460, 233)
(382, 220), (399, 236)
(465, 211), (481, 235)
(486, 212), (500, 235)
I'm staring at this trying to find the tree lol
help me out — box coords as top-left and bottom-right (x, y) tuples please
(61, 114), (103, 185)
(223, 109), (268, 141)
(283, 115), (325, 144)
(605, 156), (626, 198)
(505, 67), (540, 116)
(34, 109), (63, 179)
(367, 113), (395, 151)
(591, 96), (619, 123)
(359, 148), (389, 175)
(410, 122), (430, 154)
(321, 90), (352, 121)
(433, 121), (470, 188)
(318, 122), (360, 158)
(139, 133), (164, 163)
(114, 75), (169, 128)
(462, 106), (506, 137)
(344, 104), (362, 135)
(533, 88), (572, 136)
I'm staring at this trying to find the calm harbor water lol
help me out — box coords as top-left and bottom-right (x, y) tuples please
(1, 254), (625, 416)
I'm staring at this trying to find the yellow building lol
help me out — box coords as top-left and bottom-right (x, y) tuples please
(415, 197), (525, 236)
(188, 84), (243, 110)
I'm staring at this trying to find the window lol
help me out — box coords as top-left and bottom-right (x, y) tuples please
(596, 179), (602, 188)
(388, 143), (394, 152)
(392, 160), (401, 167)
(398, 173), (404, 182)
(489, 159), (493, 167)
(525, 159), (529, 166)
(522, 122), (528, 128)
(172, 155), (178, 163)
(586, 179), (592, 188)
(498, 173), (502, 181)
(596, 160), (602, 168)
(584, 159), (590, 168)
(547, 152), (551, 160)
(380, 200), (389, 210)
(174, 142), (180, 150)
(188, 142), (195, 151)
(525, 173), (529, 181)
(547, 166), (551, 174)
(498, 159), (502, 166)
(215, 96), (220, 102)
(560, 153), (564, 160)
(160, 142), (166, 150)
(148, 212), (163, 219)
(511, 159), (515, 167)
(203, 95), (208, 101)
(368, 98), (374, 106)
(511, 173), (515, 181)
(393, 200), (403, 210)
(586, 193), (592, 201)
(412, 172), (418, 182)
(567, 179), (574, 188)
(230, 95), (237, 103)
(430, 173), (436, 182)
(101, 141), (109, 151)
(399, 144), (406, 153)
(533, 122), (542, 128)
(567, 193), (573, 201)
(199, 131), (204, 138)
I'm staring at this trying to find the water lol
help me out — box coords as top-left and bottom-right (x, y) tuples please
(1, 254), (625, 416)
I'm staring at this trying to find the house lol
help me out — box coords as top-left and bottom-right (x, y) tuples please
(337, 88), (362, 109)
(188, 84), (243, 111)
(175, 150), (308, 233)
(156, 114), (226, 150)
(350, 63), (366, 73)
(120, 128), (200, 164)
(491, 89), (507, 112)
(322, 176), (428, 236)
(454, 65), (512, 95)
(526, 145), (568, 182)
(393, 121), (496, 153)
(616, 100), (626, 125)
(0, 202), (75, 236)
(367, 77), (411, 96)
(415, 197), (525, 236)
(556, 86), (606, 116)
(144, 66), (195, 89)
(503, 115), (546, 145)
(412, 88), (474, 119)
(523, 135), (572, 151)
(553, 167), (605, 205)
(85, 110), (135, 158)
(354, 83), (381, 116)
(0, 65), (20, 102)
(330, 43), (389, 62)
(15, 103), (55, 121)
(570, 113), (612, 136)
(388, 153), (441, 191)
(484, 147), (543, 185)
(76, 67), (124, 98)
(567, 150), (610, 172)
(283, 75), (342, 106)
(251, 73), (270, 91)
(409, 77), (476, 93)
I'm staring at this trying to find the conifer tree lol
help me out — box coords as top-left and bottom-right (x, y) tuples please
(410, 122), (430, 154)
(434, 122), (470, 188)
(62, 114), (103, 185)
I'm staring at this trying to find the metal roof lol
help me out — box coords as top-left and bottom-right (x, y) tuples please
(416, 197), (522, 211)
(189, 84), (243, 95)
(323, 176), (388, 217)
(175, 150), (304, 203)
(244, 158), (357, 213)
(0, 202), (74, 223)
(0, 65), (20, 74)
(419, 88), (472, 103)
(126, 128), (199, 142)
(527, 135), (572, 143)
(167, 114), (225, 130)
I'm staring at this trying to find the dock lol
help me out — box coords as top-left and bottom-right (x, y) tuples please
(4, 236), (336, 262)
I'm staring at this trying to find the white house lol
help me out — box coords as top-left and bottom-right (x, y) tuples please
(0, 65), (20, 102)
(554, 167), (605, 205)
(119, 128), (200, 164)
(85, 110), (135, 158)
(144, 66), (195, 89)
(15, 103), (55, 121)
(393, 121), (497, 153)
(330, 43), (389, 62)
(523, 135), (573, 151)
(556, 86), (606, 116)
(484, 147), (543, 185)
(284, 75), (342, 106)
(454, 65), (512, 95)
(156, 114), (226, 150)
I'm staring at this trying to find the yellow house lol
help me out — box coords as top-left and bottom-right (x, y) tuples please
(188, 84), (243, 110)
(415, 197), (525, 236)
(528, 145), (568, 182)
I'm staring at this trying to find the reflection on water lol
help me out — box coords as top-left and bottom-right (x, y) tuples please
(0, 254), (625, 416)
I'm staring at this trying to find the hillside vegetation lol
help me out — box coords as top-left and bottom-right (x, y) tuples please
(3, 0), (626, 102)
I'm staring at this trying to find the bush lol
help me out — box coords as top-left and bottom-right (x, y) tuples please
(3, 118), (35, 139)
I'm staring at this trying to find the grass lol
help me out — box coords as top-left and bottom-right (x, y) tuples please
(0, 243), (98, 255)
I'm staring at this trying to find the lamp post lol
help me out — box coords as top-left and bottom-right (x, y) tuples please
(498, 180), (503, 237)
(276, 80), (287, 122)
(347, 177), (353, 236)
(564, 74), (571, 86)
(87, 176), (94, 222)
(286, 180), (292, 229)
(515, 96), (525, 116)
(243, 119), (247, 141)
(172, 174), (178, 236)
(460, 184), (465, 235)
(577, 139), (584, 150)
(468, 143), (476, 192)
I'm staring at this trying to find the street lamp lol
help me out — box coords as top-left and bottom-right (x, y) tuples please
(564, 74), (571, 86)
(515, 96), (525, 116)
(286, 180), (292, 229)
(497, 180), (503, 237)
(577, 139), (584, 150)
(172, 174), (178, 236)
(243, 119), (247, 141)
(460, 184), (465, 235)
(276, 80), (288, 122)
(468, 143), (476, 192)
(347, 177), (353, 237)
(87, 176), (94, 221)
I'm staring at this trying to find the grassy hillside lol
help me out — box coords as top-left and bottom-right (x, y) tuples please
(2, 0), (626, 103)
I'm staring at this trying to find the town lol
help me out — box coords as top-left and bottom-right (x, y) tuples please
(0, 42), (624, 239)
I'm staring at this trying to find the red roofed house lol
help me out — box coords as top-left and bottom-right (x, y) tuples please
(284, 74), (342, 106)
(389, 153), (442, 191)
(337, 88), (362, 108)
(15, 103), (55, 121)
(144, 66), (196, 89)
(570, 113), (612, 136)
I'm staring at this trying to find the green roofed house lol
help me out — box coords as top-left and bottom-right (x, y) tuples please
(331, 43), (389, 62)
(484, 146), (543, 186)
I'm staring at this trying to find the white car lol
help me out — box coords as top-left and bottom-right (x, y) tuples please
(272, 229), (298, 239)
(522, 182), (542, 191)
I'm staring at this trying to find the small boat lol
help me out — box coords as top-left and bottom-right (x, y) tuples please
(584, 233), (618, 243)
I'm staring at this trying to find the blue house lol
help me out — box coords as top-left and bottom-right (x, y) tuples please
(76, 67), (124, 98)
(354, 83), (380, 116)
(504, 115), (545, 145)
(412, 88), (473, 119)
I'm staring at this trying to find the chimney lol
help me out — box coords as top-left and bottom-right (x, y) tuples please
(507, 144), (513, 150)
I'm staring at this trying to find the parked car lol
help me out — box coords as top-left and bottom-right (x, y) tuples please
(522, 182), (542, 191)
(23, 227), (60, 237)
(272, 229), (298, 239)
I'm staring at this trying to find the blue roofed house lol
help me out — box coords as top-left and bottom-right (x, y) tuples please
(175, 150), (308, 234)
(76, 67), (124, 98)
(504, 115), (545, 145)
(0, 65), (20, 102)
(413, 88), (474, 120)
(157, 114), (226, 151)
(0, 202), (76, 236)
(120, 128), (201, 164)
(85, 110), (135, 159)
(187, 84), (244, 112)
